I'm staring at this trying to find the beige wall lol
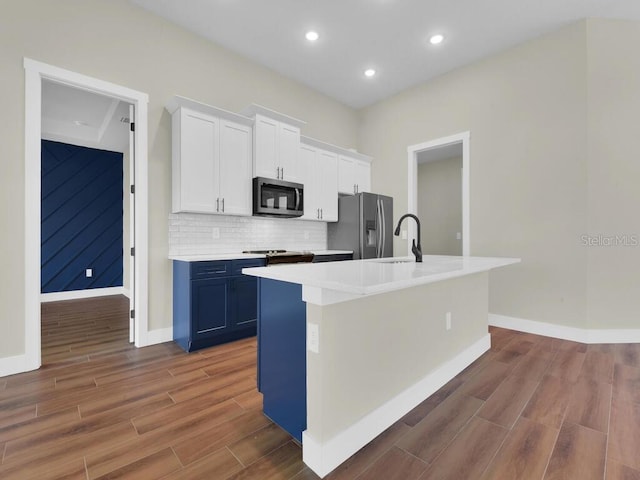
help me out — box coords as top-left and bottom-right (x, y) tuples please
(417, 156), (463, 255)
(306, 272), (488, 443)
(585, 19), (640, 329)
(360, 18), (640, 331)
(0, 0), (359, 357)
(359, 21), (590, 329)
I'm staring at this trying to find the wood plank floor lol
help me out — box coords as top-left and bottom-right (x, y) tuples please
(1, 295), (639, 479)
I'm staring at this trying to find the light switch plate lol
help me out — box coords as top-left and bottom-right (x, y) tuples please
(86, 269), (93, 278)
(307, 323), (319, 353)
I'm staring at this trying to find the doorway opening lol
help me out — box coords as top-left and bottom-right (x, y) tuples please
(24, 58), (149, 373)
(407, 132), (470, 256)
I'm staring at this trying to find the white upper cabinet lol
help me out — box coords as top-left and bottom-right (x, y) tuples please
(338, 153), (371, 195)
(243, 105), (305, 183)
(317, 150), (338, 221)
(173, 109), (219, 213)
(218, 119), (253, 215)
(300, 137), (341, 222)
(354, 158), (371, 193)
(167, 96), (253, 215)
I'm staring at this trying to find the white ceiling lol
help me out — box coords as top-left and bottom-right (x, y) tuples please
(42, 80), (131, 153)
(131, 0), (640, 108)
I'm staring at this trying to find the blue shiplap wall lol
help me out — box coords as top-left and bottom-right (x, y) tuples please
(41, 140), (124, 293)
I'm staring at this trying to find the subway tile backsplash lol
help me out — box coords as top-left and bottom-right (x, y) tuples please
(168, 213), (327, 255)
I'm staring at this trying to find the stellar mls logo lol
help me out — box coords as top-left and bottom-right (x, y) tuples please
(581, 234), (639, 247)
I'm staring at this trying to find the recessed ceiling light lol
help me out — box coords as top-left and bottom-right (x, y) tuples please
(305, 31), (319, 42)
(73, 120), (89, 126)
(429, 34), (444, 45)
(364, 68), (376, 78)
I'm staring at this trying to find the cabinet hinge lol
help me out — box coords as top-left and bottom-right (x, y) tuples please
(130, 310), (135, 319)
(130, 122), (135, 132)
(130, 185), (135, 194)
(130, 247), (135, 257)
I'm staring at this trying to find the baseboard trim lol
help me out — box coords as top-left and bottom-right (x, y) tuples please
(489, 313), (640, 344)
(302, 333), (491, 478)
(40, 287), (125, 303)
(0, 353), (39, 377)
(143, 327), (173, 346)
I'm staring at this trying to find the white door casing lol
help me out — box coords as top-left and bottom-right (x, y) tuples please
(407, 132), (470, 257)
(23, 58), (150, 374)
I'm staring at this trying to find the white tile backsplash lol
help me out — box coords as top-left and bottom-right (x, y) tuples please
(168, 213), (327, 255)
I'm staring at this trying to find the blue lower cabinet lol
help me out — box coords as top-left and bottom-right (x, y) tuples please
(192, 278), (229, 335)
(173, 258), (265, 352)
(233, 276), (259, 327)
(257, 278), (307, 442)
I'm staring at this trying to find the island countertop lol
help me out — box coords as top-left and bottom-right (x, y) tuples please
(243, 254), (520, 296)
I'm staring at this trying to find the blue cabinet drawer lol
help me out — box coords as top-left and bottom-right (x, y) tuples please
(190, 261), (231, 278)
(232, 258), (266, 275)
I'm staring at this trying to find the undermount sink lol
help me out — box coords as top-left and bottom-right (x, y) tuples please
(372, 258), (414, 264)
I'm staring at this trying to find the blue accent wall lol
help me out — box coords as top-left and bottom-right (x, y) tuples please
(41, 140), (123, 293)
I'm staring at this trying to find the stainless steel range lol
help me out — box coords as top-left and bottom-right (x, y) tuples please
(242, 249), (315, 265)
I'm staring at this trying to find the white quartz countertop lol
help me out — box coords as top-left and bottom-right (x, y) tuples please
(169, 253), (266, 261)
(168, 250), (353, 262)
(242, 255), (520, 296)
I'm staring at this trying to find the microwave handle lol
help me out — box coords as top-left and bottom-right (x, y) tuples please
(295, 188), (300, 210)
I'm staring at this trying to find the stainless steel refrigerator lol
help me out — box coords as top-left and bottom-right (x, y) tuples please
(328, 192), (393, 259)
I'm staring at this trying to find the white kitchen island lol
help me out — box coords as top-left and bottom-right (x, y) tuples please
(243, 255), (519, 478)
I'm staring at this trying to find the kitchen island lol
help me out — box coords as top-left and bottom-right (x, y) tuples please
(243, 255), (519, 478)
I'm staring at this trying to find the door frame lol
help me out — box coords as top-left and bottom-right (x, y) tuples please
(24, 58), (150, 371)
(407, 131), (470, 256)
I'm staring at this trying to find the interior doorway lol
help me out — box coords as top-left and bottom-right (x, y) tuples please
(407, 132), (470, 256)
(23, 59), (149, 373)
(417, 145), (463, 255)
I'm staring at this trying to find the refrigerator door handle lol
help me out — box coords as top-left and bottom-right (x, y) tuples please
(376, 198), (383, 258)
(380, 198), (385, 256)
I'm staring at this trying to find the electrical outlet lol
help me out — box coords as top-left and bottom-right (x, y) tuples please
(86, 268), (93, 278)
(446, 312), (452, 330)
(401, 230), (408, 240)
(304, 230), (309, 240)
(212, 227), (220, 239)
(456, 232), (462, 240)
(307, 323), (320, 353)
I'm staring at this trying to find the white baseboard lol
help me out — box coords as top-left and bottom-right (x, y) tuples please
(489, 313), (640, 344)
(40, 287), (125, 303)
(302, 334), (491, 478)
(142, 327), (173, 346)
(0, 353), (39, 377)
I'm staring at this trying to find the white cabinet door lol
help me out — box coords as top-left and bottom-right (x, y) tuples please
(318, 150), (338, 221)
(300, 144), (319, 220)
(253, 114), (301, 181)
(279, 123), (301, 182)
(355, 159), (371, 193)
(338, 155), (356, 195)
(338, 154), (371, 195)
(253, 114), (279, 179)
(173, 109), (219, 213)
(219, 119), (252, 216)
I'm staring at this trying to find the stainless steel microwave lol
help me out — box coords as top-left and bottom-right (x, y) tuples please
(253, 177), (304, 218)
